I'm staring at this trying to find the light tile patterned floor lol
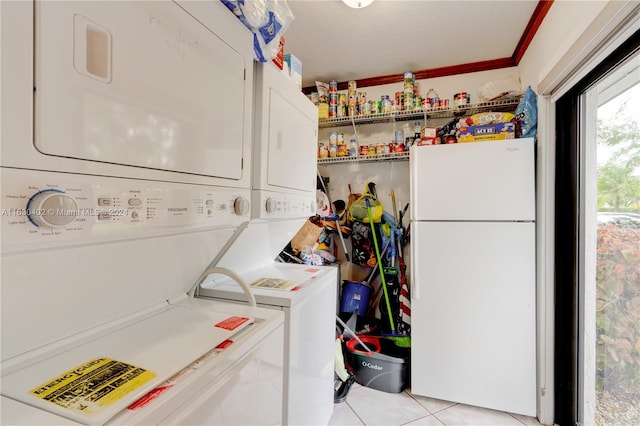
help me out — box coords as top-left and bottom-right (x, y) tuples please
(329, 384), (543, 426)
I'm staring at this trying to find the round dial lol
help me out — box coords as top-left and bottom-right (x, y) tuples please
(265, 198), (278, 214)
(233, 197), (250, 216)
(27, 189), (78, 228)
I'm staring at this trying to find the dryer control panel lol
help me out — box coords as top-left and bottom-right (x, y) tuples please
(251, 190), (316, 220)
(1, 168), (250, 253)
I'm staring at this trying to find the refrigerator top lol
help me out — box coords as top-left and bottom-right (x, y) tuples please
(410, 138), (535, 222)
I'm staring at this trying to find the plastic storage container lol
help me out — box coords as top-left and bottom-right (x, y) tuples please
(345, 336), (410, 393)
(340, 281), (371, 314)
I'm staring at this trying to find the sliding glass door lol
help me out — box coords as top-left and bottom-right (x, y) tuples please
(555, 35), (639, 425)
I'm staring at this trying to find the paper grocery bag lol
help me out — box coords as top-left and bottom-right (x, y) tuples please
(290, 219), (323, 253)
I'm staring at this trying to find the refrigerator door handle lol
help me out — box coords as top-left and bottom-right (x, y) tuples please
(411, 232), (420, 300)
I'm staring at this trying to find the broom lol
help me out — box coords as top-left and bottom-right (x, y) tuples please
(365, 196), (410, 348)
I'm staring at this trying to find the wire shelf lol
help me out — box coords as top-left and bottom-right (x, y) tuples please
(318, 95), (522, 129)
(317, 151), (410, 165)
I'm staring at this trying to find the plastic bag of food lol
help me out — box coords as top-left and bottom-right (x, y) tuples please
(239, 0), (270, 29)
(252, 0), (294, 62)
(514, 86), (538, 138)
(316, 81), (329, 104)
(464, 112), (515, 126)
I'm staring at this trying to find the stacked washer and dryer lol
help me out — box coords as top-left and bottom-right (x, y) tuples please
(0, 1), (336, 425)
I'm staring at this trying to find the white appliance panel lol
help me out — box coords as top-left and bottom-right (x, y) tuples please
(35, 0), (246, 180)
(410, 138), (535, 221)
(197, 262), (338, 426)
(0, 397), (81, 425)
(410, 221), (536, 416)
(0, 299), (284, 425)
(266, 90), (317, 190)
(215, 220), (307, 274)
(253, 62), (318, 195)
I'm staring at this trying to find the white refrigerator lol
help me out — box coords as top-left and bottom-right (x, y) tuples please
(409, 138), (536, 416)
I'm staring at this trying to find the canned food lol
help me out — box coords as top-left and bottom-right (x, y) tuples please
(360, 145), (368, 156)
(319, 144), (329, 158)
(348, 80), (357, 93)
(381, 96), (392, 113)
(376, 143), (385, 155)
(337, 104), (346, 117)
(329, 105), (337, 118)
(329, 92), (338, 106)
(337, 133), (344, 144)
(394, 143), (405, 153)
(370, 100), (380, 114)
(368, 145), (376, 156)
(442, 99), (449, 108)
(403, 71), (415, 91)
(329, 80), (338, 93)
(453, 92), (469, 108)
(329, 132), (338, 145)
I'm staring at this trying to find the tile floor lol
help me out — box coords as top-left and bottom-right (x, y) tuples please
(329, 384), (543, 426)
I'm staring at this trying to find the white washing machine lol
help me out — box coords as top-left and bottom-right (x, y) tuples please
(192, 61), (338, 425)
(195, 221), (338, 426)
(1, 1), (286, 424)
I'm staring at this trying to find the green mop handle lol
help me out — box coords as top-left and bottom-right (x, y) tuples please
(365, 197), (395, 334)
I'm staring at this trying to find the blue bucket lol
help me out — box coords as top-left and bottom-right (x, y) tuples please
(340, 281), (371, 315)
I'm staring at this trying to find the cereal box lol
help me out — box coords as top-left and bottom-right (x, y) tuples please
(456, 122), (516, 143)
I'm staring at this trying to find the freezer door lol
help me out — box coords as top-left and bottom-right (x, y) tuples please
(410, 221), (536, 416)
(410, 139), (535, 221)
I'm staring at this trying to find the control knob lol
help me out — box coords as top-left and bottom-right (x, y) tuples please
(233, 197), (250, 216)
(265, 198), (278, 214)
(27, 189), (78, 228)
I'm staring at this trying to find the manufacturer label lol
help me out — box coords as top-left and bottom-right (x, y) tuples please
(29, 358), (156, 415)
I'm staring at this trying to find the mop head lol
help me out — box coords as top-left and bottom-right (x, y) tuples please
(335, 338), (351, 382)
(381, 335), (411, 348)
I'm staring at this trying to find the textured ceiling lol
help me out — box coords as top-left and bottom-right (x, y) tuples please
(282, 0), (540, 88)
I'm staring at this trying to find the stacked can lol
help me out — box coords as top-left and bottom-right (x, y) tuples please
(347, 80), (357, 117)
(337, 93), (347, 117)
(453, 92), (470, 108)
(381, 95), (392, 113)
(329, 80), (338, 118)
(357, 92), (370, 115)
(403, 71), (415, 111)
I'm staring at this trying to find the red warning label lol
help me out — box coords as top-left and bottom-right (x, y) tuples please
(214, 316), (249, 331)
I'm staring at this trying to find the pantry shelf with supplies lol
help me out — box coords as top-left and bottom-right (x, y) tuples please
(318, 150), (409, 165)
(317, 95), (523, 165)
(317, 96), (522, 129)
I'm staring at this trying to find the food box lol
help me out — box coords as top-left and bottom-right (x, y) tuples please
(284, 53), (302, 90)
(417, 126), (438, 146)
(271, 36), (285, 70)
(317, 103), (329, 119)
(457, 122), (515, 143)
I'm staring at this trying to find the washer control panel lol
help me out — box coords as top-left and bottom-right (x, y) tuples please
(1, 168), (250, 252)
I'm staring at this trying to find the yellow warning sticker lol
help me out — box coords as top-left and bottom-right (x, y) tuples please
(250, 277), (296, 290)
(28, 358), (156, 415)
